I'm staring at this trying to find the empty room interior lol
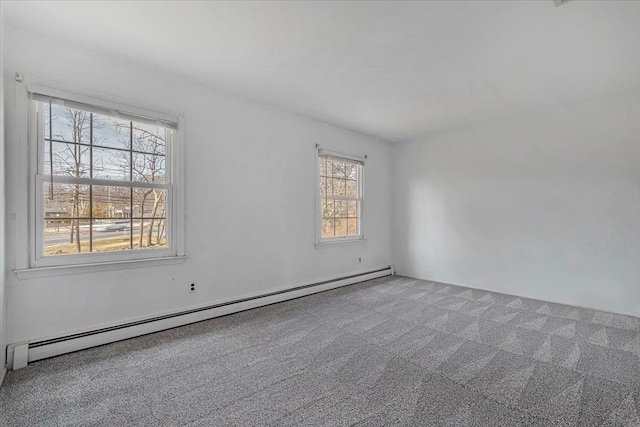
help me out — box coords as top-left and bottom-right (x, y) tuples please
(2, 0), (640, 425)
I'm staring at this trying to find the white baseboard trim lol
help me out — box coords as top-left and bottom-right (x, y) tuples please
(401, 273), (640, 320)
(8, 266), (393, 369)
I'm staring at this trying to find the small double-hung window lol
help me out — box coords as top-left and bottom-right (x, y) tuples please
(29, 87), (182, 267)
(317, 149), (364, 245)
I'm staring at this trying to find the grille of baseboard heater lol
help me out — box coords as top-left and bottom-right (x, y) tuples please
(7, 266), (394, 370)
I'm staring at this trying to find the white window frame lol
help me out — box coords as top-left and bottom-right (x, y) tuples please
(15, 80), (185, 274)
(315, 147), (366, 247)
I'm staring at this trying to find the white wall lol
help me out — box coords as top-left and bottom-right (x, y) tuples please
(393, 89), (640, 316)
(3, 26), (392, 345)
(1, 4), (7, 370)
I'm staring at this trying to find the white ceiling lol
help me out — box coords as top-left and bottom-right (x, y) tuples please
(5, 1), (640, 143)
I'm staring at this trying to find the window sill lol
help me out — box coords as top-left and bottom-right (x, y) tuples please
(315, 238), (367, 249)
(13, 255), (187, 280)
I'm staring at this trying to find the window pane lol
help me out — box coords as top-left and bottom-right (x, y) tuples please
(321, 219), (334, 238)
(319, 157), (327, 176)
(50, 104), (91, 144)
(93, 147), (130, 180)
(92, 114), (131, 150)
(43, 102), (50, 139)
(44, 141), (90, 178)
(92, 185), (131, 218)
(44, 219), (90, 255)
(134, 219), (167, 249)
(347, 218), (359, 236)
(334, 218), (347, 236)
(334, 200), (348, 218)
(333, 161), (348, 179)
(346, 179), (358, 198)
(323, 159), (331, 178)
(132, 123), (166, 155)
(319, 177), (327, 196)
(347, 200), (358, 217)
(132, 188), (166, 218)
(321, 198), (334, 219)
(144, 189), (167, 219)
(91, 219), (131, 252)
(331, 178), (346, 197)
(346, 163), (359, 180)
(331, 159), (344, 178)
(44, 217), (71, 235)
(44, 182), (90, 218)
(326, 177), (334, 196)
(132, 152), (166, 183)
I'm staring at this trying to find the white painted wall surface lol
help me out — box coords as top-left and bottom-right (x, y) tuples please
(3, 27), (392, 345)
(1, 3), (7, 370)
(393, 90), (640, 316)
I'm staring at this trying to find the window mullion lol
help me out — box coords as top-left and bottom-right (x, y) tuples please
(129, 121), (133, 250)
(46, 175), (168, 189)
(325, 195), (360, 202)
(48, 100), (53, 200)
(89, 113), (93, 252)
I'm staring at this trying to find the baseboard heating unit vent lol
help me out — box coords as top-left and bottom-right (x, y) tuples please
(6, 266), (394, 370)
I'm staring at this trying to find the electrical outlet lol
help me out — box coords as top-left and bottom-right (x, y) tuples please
(358, 257), (362, 263)
(189, 283), (196, 293)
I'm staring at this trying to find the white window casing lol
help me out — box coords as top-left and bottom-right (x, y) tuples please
(13, 77), (185, 277)
(315, 147), (366, 247)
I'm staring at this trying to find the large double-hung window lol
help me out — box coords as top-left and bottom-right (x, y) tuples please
(28, 86), (182, 268)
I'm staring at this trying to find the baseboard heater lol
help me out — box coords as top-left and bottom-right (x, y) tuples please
(6, 266), (394, 370)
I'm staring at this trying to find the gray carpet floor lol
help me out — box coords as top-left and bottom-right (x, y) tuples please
(2, 276), (640, 426)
